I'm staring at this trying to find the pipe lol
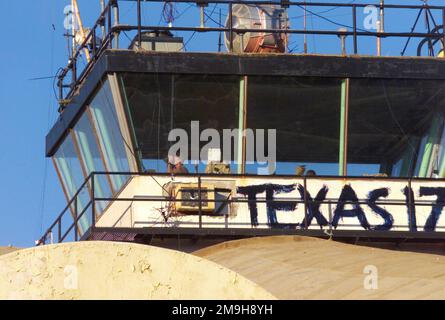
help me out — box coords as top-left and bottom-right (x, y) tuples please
(113, 0), (120, 48)
(377, 0), (384, 56)
(100, 0), (106, 40)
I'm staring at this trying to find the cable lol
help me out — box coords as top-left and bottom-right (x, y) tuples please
(296, 3), (371, 34)
(39, 15), (57, 238)
(182, 3), (218, 51)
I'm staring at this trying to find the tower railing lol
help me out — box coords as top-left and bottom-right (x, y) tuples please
(57, 0), (445, 107)
(37, 172), (445, 246)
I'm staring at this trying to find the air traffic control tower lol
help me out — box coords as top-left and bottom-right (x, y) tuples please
(39, 0), (445, 246)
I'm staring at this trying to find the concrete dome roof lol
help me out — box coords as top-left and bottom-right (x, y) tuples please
(0, 241), (275, 300)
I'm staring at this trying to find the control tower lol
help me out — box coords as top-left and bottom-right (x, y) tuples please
(39, 0), (445, 246)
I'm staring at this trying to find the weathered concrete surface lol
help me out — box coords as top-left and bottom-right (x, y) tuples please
(0, 241), (275, 300)
(0, 247), (19, 256)
(194, 236), (445, 300)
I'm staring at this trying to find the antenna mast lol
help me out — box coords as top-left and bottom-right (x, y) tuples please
(71, 0), (91, 62)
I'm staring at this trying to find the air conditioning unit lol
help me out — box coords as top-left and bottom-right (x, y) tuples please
(175, 183), (215, 212)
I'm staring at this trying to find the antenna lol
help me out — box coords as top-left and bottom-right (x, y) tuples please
(72, 0), (91, 62)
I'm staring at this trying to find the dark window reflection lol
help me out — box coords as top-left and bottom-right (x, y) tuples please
(247, 76), (342, 176)
(348, 79), (445, 177)
(120, 73), (239, 173)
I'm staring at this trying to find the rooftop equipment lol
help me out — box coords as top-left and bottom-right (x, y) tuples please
(224, 4), (289, 53)
(129, 30), (184, 52)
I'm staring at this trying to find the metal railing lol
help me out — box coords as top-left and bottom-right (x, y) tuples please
(37, 171), (445, 245)
(57, 0), (445, 106)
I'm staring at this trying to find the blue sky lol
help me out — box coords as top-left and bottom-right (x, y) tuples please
(0, 0), (444, 247)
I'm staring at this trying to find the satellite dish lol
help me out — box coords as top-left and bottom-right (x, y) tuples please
(224, 4), (289, 53)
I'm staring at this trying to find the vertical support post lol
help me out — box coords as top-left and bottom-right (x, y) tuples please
(137, 0), (142, 48)
(198, 175), (202, 229)
(113, 0), (120, 49)
(71, 58), (77, 90)
(376, 20), (381, 56)
(328, 202), (333, 235)
(92, 28), (97, 58)
(100, 0), (106, 41)
(303, 176), (308, 230)
(200, 5), (205, 28)
(58, 78), (63, 102)
(58, 218), (62, 243)
(408, 177), (414, 231)
(74, 196), (78, 241)
(442, 8), (445, 55)
(218, 8), (222, 52)
(107, 5), (112, 49)
(377, 0), (384, 56)
(229, 3), (233, 52)
(238, 76), (247, 174)
(91, 173), (96, 228)
(352, 5), (358, 54)
(303, 0), (307, 54)
(339, 78), (350, 176)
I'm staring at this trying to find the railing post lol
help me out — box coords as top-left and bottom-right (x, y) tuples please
(100, 0), (106, 41)
(112, 0), (120, 49)
(303, 176), (308, 230)
(198, 175), (202, 229)
(74, 196), (78, 241)
(91, 173), (96, 228)
(71, 58), (77, 90)
(408, 177), (415, 232)
(137, 0), (142, 48)
(229, 2), (233, 52)
(352, 4), (358, 54)
(328, 201), (333, 235)
(58, 218), (62, 243)
(442, 8), (445, 52)
(108, 4), (113, 49)
(92, 27), (97, 58)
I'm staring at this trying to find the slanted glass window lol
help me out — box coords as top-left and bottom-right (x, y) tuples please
(348, 79), (445, 178)
(120, 73), (240, 173)
(53, 135), (91, 233)
(73, 111), (113, 214)
(246, 76), (342, 176)
(89, 79), (131, 189)
(437, 121), (445, 178)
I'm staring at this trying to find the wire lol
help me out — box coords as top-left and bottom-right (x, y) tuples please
(39, 15), (57, 237)
(181, 4), (218, 51)
(296, 3), (371, 34)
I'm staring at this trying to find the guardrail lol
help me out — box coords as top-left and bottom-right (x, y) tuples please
(37, 171), (445, 245)
(57, 0), (445, 107)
